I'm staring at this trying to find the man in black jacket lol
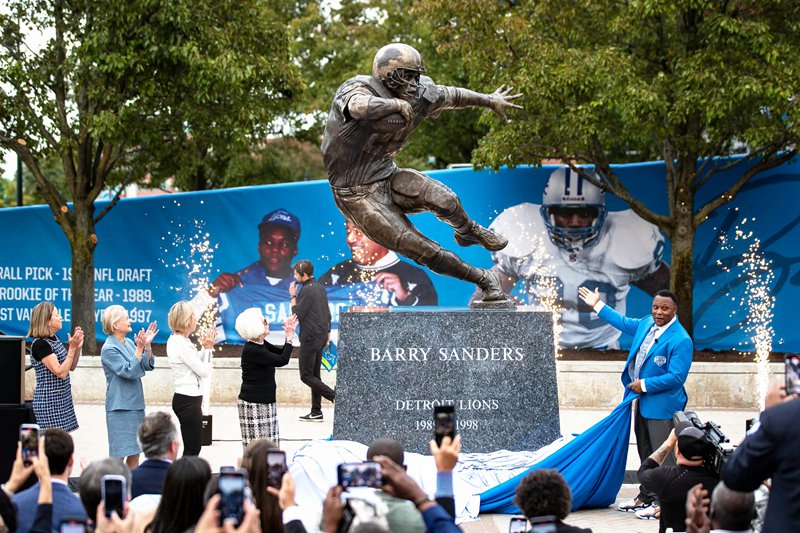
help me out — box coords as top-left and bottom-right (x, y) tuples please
(637, 422), (720, 533)
(722, 384), (800, 533)
(290, 259), (335, 421)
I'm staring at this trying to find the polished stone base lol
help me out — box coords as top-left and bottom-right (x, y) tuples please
(331, 308), (561, 454)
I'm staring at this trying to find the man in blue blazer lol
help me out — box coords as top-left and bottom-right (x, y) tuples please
(130, 412), (181, 498)
(12, 429), (87, 533)
(579, 287), (694, 514)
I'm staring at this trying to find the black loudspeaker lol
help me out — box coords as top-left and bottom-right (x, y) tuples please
(0, 336), (25, 406)
(202, 414), (213, 446)
(0, 403), (35, 482)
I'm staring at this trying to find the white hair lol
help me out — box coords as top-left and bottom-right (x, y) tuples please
(235, 308), (267, 341)
(101, 305), (127, 335)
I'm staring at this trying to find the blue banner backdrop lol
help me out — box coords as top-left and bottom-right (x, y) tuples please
(0, 159), (797, 351)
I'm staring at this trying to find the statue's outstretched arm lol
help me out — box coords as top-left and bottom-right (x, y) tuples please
(441, 85), (522, 121)
(347, 94), (413, 123)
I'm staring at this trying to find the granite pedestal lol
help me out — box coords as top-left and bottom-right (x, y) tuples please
(331, 308), (561, 454)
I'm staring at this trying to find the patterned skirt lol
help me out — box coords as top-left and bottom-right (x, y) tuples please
(33, 382), (78, 432)
(106, 409), (144, 458)
(237, 399), (279, 449)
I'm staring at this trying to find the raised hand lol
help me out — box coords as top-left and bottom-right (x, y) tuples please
(6, 442), (35, 493)
(68, 327), (84, 349)
(684, 483), (711, 533)
(320, 485), (346, 533)
(143, 322), (158, 346)
(488, 85), (523, 121)
(430, 434), (461, 473)
(578, 286), (601, 307)
(372, 455), (429, 504)
(95, 501), (135, 533)
(207, 273), (242, 297)
(135, 329), (146, 349)
(266, 472), (296, 511)
(374, 272), (410, 302)
(283, 314), (298, 338)
(201, 327), (217, 350)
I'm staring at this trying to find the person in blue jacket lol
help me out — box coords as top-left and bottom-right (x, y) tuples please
(579, 286), (694, 516)
(100, 304), (158, 469)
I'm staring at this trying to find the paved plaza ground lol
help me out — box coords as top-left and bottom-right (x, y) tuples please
(65, 402), (754, 533)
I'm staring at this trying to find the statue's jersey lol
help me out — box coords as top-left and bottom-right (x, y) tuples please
(490, 203), (665, 348)
(321, 75), (449, 188)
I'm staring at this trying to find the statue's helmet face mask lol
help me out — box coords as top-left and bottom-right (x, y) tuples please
(385, 67), (424, 99)
(373, 43), (425, 100)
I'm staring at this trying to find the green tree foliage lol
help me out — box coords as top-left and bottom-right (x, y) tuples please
(416, 0), (800, 332)
(291, 0), (489, 169)
(0, 155), (69, 207)
(0, 0), (302, 348)
(224, 138), (327, 187)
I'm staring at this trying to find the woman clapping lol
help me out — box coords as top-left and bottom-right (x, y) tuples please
(27, 302), (83, 431)
(100, 304), (158, 468)
(166, 301), (215, 457)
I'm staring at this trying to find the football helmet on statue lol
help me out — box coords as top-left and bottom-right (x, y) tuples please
(372, 43), (425, 99)
(540, 167), (607, 254)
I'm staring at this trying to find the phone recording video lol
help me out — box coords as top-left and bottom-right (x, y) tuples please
(786, 354), (800, 395)
(101, 475), (126, 518)
(508, 516), (529, 533)
(433, 405), (456, 446)
(218, 471), (246, 526)
(59, 517), (87, 533)
(266, 450), (287, 489)
(19, 424), (40, 466)
(337, 462), (383, 489)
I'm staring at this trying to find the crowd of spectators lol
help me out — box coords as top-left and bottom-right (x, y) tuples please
(2, 381), (798, 533)
(10, 300), (799, 533)
(0, 415), (475, 533)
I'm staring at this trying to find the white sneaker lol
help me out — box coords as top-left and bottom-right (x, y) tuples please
(617, 498), (650, 512)
(635, 505), (660, 520)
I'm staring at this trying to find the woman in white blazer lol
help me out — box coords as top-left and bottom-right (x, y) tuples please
(166, 301), (215, 456)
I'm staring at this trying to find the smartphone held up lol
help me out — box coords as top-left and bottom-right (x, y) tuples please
(218, 470), (247, 526)
(19, 423), (40, 465)
(266, 450), (288, 489)
(337, 462), (383, 489)
(433, 405), (456, 446)
(101, 475), (126, 519)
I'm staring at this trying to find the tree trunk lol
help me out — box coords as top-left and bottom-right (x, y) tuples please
(70, 202), (98, 352)
(670, 185), (695, 338)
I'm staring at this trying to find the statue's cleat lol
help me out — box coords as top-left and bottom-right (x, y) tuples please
(477, 269), (506, 301)
(455, 222), (508, 252)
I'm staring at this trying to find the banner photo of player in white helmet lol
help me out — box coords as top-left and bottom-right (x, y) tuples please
(487, 167), (669, 349)
(0, 160), (796, 352)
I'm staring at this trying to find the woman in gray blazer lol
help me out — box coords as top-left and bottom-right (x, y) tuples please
(100, 304), (158, 468)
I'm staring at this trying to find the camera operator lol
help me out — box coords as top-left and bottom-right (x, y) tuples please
(638, 422), (720, 533)
(721, 378), (800, 533)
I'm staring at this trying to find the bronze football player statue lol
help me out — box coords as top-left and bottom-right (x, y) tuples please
(321, 43), (521, 307)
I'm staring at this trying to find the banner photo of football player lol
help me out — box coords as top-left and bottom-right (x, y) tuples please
(0, 159), (796, 351)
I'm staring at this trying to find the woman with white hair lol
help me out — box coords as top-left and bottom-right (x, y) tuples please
(100, 304), (158, 468)
(235, 307), (298, 448)
(166, 301), (215, 457)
